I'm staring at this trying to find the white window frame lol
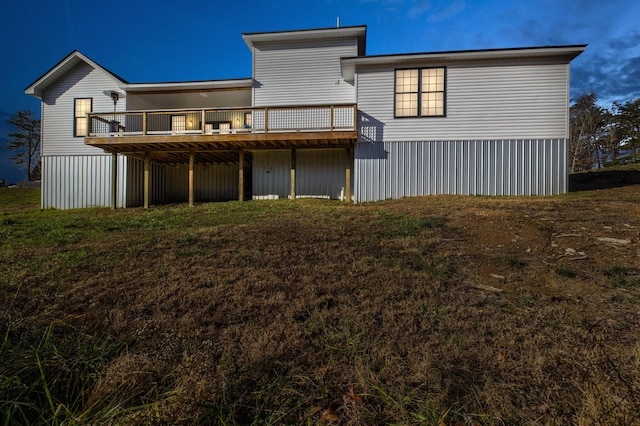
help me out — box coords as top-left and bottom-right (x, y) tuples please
(74, 98), (93, 137)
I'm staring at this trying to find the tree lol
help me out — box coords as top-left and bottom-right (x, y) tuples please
(596, 111), (622, 167)
(613, 98), (640, 162)
(6, 110), (41, 181)
(569, 92), (606, 172)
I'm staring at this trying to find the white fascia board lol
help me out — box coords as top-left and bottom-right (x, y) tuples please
(242, 26), (367, 50)
(122, 78), (254, 93)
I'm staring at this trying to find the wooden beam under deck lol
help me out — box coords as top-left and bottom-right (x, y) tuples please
(144, 152), (151, 209)
(238, 150), (245, 202)
(188, 151), (195, 207)
(87, 131), (356, 149)
(345, 147), (352, 203)
(86, 131), (357, 166)
(290, 149), (296, 200)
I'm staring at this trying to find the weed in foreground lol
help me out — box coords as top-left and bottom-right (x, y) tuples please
(0, 319), (122, 425)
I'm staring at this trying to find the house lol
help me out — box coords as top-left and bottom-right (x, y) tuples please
(25, 26), (585, 209)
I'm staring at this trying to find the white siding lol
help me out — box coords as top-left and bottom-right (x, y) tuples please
(253, 38), (357, 106)
(252, 150), (291, 199)
(357, 62), (570, 141)
(41, 62), (125, 156)
(297, 149), (347, 199)
(354, 139), (568, 202)
(41, 154), (127, 209)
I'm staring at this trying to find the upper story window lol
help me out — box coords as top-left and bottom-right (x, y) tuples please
(394, 67), (446, 118)
(74, 98), (92, 137)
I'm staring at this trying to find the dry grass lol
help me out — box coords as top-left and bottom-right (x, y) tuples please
(1, 185), (639, 425)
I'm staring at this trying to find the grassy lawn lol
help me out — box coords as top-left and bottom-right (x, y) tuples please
(1, 186), (639, 425)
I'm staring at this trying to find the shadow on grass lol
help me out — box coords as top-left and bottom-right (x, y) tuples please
(569, 169), (640, 192)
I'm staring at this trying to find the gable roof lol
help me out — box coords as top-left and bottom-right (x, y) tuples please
(341, 44), (587, 83)
(25, 50), (128, 99)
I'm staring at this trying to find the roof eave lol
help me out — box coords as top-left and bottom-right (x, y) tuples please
(341, 44), (587, 82)
(123, 78), (254, 93)
(242, 25), (367, 50)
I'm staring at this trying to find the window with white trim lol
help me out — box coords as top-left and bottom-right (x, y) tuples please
(394, 67), (445, 117)
(74, 98), (92, 137)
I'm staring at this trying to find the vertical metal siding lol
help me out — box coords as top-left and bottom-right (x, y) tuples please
(253, 38), (357, 106)
(296, 149), (347, 199)
(356, 62), (569, 141)
(118, 157), (212, 208)
(126, 157), (144, 207)
(354, 139), (568, 202)
(41, 155), (127, 209)
(252, 151), (291, 199)
(195, 165), (238, 201)
(132, 163), (240, 205)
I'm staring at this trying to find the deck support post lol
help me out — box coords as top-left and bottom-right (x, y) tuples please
(188, 151), (195, 207)
(144, 151), (151, 209)
(290, 149), (296, 200)
(111, 152), (118, 209)
(238, 150), (245, 201)
(345, 146), (352, 203)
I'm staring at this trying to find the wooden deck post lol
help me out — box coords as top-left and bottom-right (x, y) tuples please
(238, 150), (245, 201)
(290, 149), (296, 200)
(345, 147), (352, 203)
(188, 151), (195, 207)
(143, 152), (151, 209)
(111, 152), (118, 209)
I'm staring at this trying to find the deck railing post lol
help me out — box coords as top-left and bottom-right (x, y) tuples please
(201, 110), (206, 135)
(142, 112), (147, 136)
(353, 105), (357, 132)
(330, 106), (334, 131)
(264, 108), (269, 133)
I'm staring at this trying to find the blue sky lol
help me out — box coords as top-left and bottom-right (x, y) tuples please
(1, 0), (639, 184)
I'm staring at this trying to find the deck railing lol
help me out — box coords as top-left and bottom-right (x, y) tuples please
(87, 104), (357, 137)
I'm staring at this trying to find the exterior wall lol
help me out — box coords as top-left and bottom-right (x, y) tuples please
(41, 62), (125, 156)
(162, 164), (239, 203)
(126, 89), (251, 110)
(297, 149), (348, 199)
(356, 61), (570, 141)
(125, 157), (144, 207)
(252, 38), (357, 106)
(354, 139), (568, 202)
(132, 163), (238, 205)
(41, 154), (127, 209)
(252, 150), (291, 199)
(251, 149), (349, 200)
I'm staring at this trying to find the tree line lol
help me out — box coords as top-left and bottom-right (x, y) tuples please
(570, 93), (640, 172)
